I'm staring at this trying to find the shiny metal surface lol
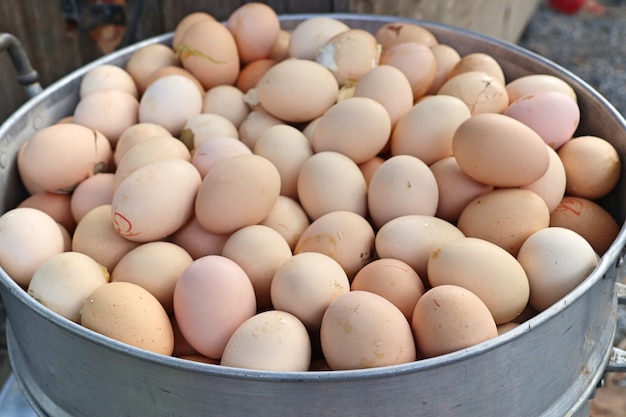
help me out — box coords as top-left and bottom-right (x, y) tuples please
(0, 14), (626, 417)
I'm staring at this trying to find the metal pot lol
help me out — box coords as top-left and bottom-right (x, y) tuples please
(1, 14), (626, 417)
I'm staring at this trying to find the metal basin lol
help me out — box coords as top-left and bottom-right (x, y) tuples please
(1, 14), (626, 417)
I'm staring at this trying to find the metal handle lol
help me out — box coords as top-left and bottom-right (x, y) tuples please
(605, 281), (626, 372)
(0, 33), (43, 98)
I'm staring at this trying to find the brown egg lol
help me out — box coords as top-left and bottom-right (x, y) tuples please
(288, 17), (350, 60)
(380, 41), (436, 100)
(457, 189), (551, 256)
(144, 65), (205, 97)
(168, 216), (231, 260)
(114, 122), (173, 166)
(438, 71), (508, 114)
(321, 290), (416, 370)
(79, 64), (138, 99)
(256, 58), (339, 123)
(226, 2), (280, 64)
(506, 74), (577, 104)
(18, 191), (75, 234)
(430, 156), (494, 223)
(0, 207), (66, 287)
(412, 285), (498, 358)
(448, 52), (506, 86)
(271, 252), (349, 330)
(550, 196), (620, 256)
(375, 21), (438, 49)
(81, 281), (175, 355)
(428, 237), (530, 324)
(236, 58), (277, 93)
(315, 29), (380, 86)
(427, 44), (461, 95)
(73, 204), (141, 272)
(125, 43), (179, 94)
(238, 109), (283, 149)
(178, 19), (240, 89)
(221, 224), (293, 311)
(294, 210), (375, 279)
(268, 29), (290, 61)
(111, 241), (193, 313)
(259, 195), (311, 251)
(182, 113), (239, 150)
(558, 135), (621, 199)
(172, 12), (216, 52)
(359, 156), (385, 186)
(70, 173), (115, 223)
(18, 123), (112, 194)
(202, 85), (250, 128)
(351, 258), (425, 321)
(452, 113), (550, 187)
(191, 135), (252, 179)
(520, 145), (566, 213)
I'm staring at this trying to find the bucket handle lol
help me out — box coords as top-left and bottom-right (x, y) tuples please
(0, 33), (43, 98)
(604, 281), (626, 372)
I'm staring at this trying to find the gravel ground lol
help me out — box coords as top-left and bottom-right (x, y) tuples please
(518, 2), (626, 415)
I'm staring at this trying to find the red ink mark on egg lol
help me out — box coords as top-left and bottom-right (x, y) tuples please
(112, 212), (140, 237)
(555, 197), (583, 216)
(433, 299), (440, 307)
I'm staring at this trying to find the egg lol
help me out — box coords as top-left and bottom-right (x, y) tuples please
(457, 189), (550, 256)
(72, 205), (141, 272)
(557, 135), (621, 199)
(390, 95), (471, 165)
(125, 43), (179, 94)
(111, 241), (193, 313)
(412, 285), (498, 358)
(256, 58), (339, 123)
(294, 210), (375, 279)
(172, 12), (216, 52)
(195, 154), (281, 235)
(297, 151), (368, 220)
(269, 29), (290, 61)
(180, 113), (239, 149)
(428, 237), (530, 324)
(504, 90), (580, 150)
(505, 74), (577, 104)
(549, 196), (620, 256)
(374, 214), (465, 284)
(202, 85), (250, 128)
(73, 89), (139, 148)
(517, 227), (598, 311)
(81, 281), (175, 355)
(114, 122), (173, 166)
(358, 156), (385, 186)
(168, 216), (230, 260)
(238, 109), (283, 149)
(138, 74), (203, 137)
(253, 124), (313, 198)
(448, 52), (506, 86)
(311, 97), (391, 164)
(70, 173), (115, 223)
(288, 17), (350, 60)
(374, 21), (438, 49)
(352, 64), (414, 127)
(438, 71), (508, 114)
(112, 159), (201, 243)
(226, 2), (280, 64)
(259, 195), (311, 251)
(178, 18), (240, 89)
(221, 310), (311, 372)
(315, 29), (381, 86)
(320, 290), (416, 370)
(271, 252), (350, 330)
(351, 258), (425, 321)
(0, 207), (66, 287)
(367, 155), (439, 228)
(429, 156), (494, 223)
(18, 123), (112, 194)
(191, 136), (252, 179)
(144, 65), (205, 97)
(173, 255), (257, 359)
(520, 145), (567, 213)
(452, 113), (550, 187)
(18, 191), (75, 234)
(379, 41), (436, 100)
(28, 251), (109, 322)
(79, 64), (138, 99)
(427, 44), (462, 95)
(221, 224), (293, 310)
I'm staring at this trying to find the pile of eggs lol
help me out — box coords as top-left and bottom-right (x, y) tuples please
(0, 2), (622, 372)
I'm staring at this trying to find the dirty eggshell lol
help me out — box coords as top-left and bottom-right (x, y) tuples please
(320, 290), (416, 370)
(437, 71), (508, 115)
(28, 251), (109, 323)
(457, 188), (550, 256)
(374, 214), (465, 284)
(428, 237), (530, 324)
(294, 210), (375, 279)
(0, 207), (66, 287)
(221, 310), (311, 372)
(288, 17), (350, 60)
(195, 154), (281, 235)
(256, 58), (339, 123)
(452, 113), (550, 187)
(271, 252), (350, 331)
(173, 255), (257, 359)
(517, 227), (598, 312)
(112, 159), (202, 242)
(19, 123), (112, 194)
(412, 284), (498, 358)
(81, 281), (175, 356)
